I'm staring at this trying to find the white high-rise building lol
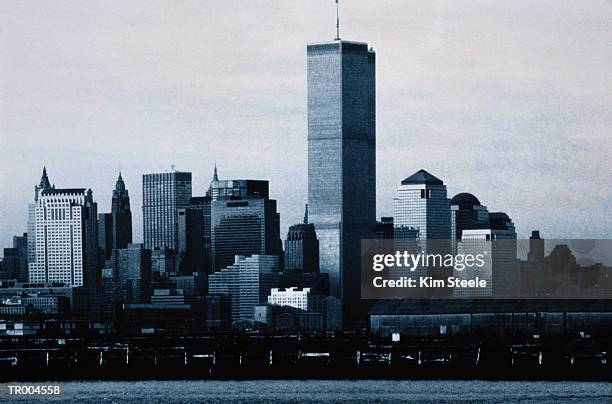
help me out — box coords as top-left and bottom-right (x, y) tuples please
(28, 186), (98, 288)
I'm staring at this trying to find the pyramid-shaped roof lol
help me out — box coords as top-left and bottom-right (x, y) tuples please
(401, 169), (443, 185)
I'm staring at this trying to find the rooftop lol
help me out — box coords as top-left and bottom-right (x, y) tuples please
(401, 169), (444, 186)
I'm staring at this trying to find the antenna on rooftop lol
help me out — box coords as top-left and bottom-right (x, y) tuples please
(335, 0), (341, 40)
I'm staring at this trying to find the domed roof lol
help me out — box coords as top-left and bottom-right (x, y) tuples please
(451, 192), (480, 207)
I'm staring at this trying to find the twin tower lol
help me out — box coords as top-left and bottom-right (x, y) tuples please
(307, 40), (376, 323)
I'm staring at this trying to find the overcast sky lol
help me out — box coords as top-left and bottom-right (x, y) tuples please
(1, 0), (611, 252)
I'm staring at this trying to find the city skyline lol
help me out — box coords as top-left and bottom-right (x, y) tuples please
(2, 0), (611, 252)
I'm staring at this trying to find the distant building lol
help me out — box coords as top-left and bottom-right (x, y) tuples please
(97, 213), (113, 261)
(210, 182), (281, 272)
(450, 192), (489, 241)
(208, 255), (279, 323)
(454, 212), (518, 297)
(143, 170), (192, 253)
(0, 249), (18, 280)
(118, 243), (151, 304)
(28, 185), (98, 290)
(284, 205), (319, 274)
(393, 169), (451, 241)
(151, 247), (175, 276)
(307, 40), (376, 325)
(375, 217), (394, 239)
(12, 234), (28, 282)
(268, 287), (311, 311)
(111, 172), (133, 251)
(178, 196), (212, 274)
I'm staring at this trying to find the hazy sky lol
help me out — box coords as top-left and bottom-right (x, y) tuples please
(1, 0), (611, 252)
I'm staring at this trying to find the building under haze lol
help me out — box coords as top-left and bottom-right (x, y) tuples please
(307, 40), (376, 324)
(143, 171), (192, 253)
(284, 205), (319, 274)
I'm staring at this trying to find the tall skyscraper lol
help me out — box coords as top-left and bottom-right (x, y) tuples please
(393, 169), (451, 240)
(307, 40), (376, 321)
(143, 171), (192, 252)
(28, 187), (98, 289)
(450, 192), (489, 241)
(111, 172), (132, 251)
(284, 205), (320, 274)
(210, 184), (282, 272)
(208, 255), (279, 323)
(178, 196), (211, 274)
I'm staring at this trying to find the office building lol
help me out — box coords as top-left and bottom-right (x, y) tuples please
(208, 255), (279, 323)
(284, 205), (319, 274)
(143, 170), (192, 252)
(27, 168), (54, 266)
(28, 186), (98, 289)
(307, 40), (376, 323)
(450, 192), (489, 241)
(211, 183), (281, 272)
(12, 234), (28, 282)
(268, 287), (311, 311)
(118, 243), (151, 305)
(393, 169), (451, 240)
(454, 212), (517, 297)
(178, 196), (211, 274)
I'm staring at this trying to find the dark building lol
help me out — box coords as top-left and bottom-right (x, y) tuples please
(111, 172), (133, 251)
(1, 248), (18, 280)
(376, 217), (394, 239)
(98, 213), (113, 261)
(210, 179), (281, 273)
(143, 170), (192, 253)
(450, 192), (489, 240)
(178, 196), (212, 275)
(307, 40), (376, 326)
(12, 234), (28, 282)
(284, 205), (319, 274)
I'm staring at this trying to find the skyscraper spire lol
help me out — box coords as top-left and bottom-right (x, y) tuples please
(304, 203), (309, 224)
(213, 163), (219, 182)
(38, 166), (51, 191)
(114, 171), (126, 194)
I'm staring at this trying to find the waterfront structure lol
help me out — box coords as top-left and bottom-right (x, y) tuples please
(268, 287), (311, 311)
(143, 170), (192, 252)
(208, 255), (279, 323)
(450, 193), (489, 241)
(284, 205), (319, 274)
(307, 39), (376, 323)
(28, 186), (98, 290)
(393, 169), (451, 240)
(210, 181), (281, 272)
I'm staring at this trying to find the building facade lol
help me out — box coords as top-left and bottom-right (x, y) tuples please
(450, 192), (489, 241)
(211, 186), (281, 273)
(28, 187), (98, 289)
(208, 255), (279, 323)
(307, 40), (376, 323)
(143, 171), (192, 253)
(393, 169), (451, 240)
(284, 206), (319, 274)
